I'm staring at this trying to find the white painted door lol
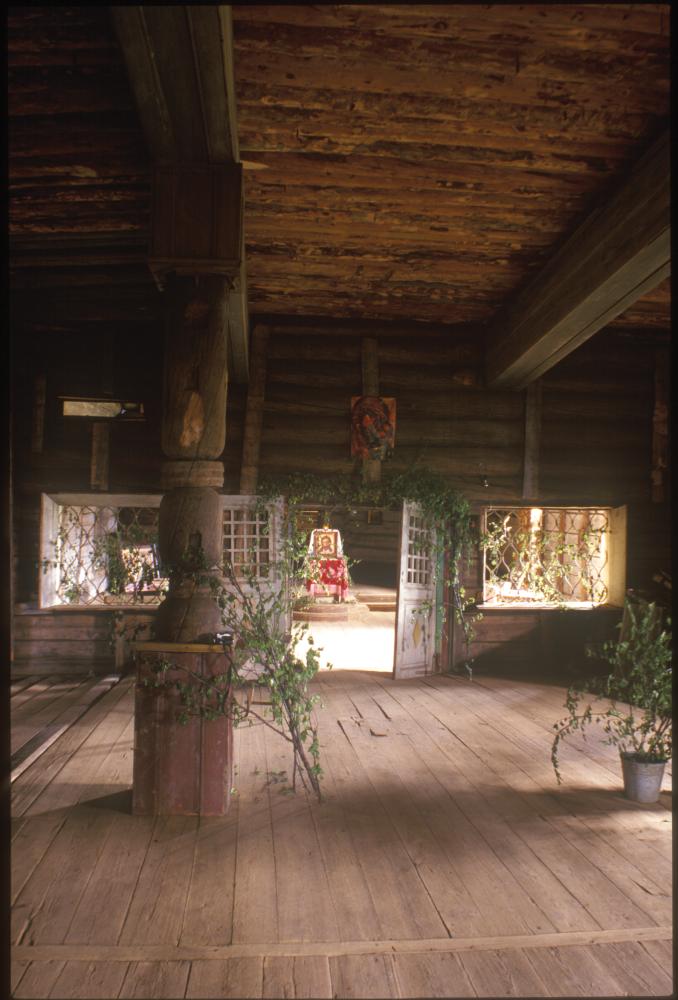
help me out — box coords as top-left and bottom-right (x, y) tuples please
(393, 501), (438, 678)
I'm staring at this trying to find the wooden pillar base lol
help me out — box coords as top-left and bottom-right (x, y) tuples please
(132, 643), (233, 816)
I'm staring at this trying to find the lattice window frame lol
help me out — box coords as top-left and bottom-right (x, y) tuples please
(480, 505), (627, 609)
(406, 511), (432, 586)
(222, 496), (278, 580)
(39, 493), (281, 609)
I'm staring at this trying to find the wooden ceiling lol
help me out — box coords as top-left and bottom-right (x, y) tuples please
(9, 4), (671, 338)
(231, 4), (670, 327)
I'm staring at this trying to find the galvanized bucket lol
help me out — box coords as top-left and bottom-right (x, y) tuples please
(620, 751), (667, 804)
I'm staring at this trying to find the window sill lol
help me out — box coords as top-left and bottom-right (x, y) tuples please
(475, 602), (622, 612)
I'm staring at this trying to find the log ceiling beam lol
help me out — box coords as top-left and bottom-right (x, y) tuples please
(111, 4), (249, 382)
(485, 129), (670, 390)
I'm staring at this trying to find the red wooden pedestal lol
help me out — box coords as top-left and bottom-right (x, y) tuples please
(132, 642), (233, 816)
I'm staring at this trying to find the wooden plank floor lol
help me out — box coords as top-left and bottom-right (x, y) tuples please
(11, 668), (673, 998)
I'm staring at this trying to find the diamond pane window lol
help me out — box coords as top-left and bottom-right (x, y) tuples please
(482, 506), (617, 607)
(40, 494), (279, 608)
(40, 494), (166, 607)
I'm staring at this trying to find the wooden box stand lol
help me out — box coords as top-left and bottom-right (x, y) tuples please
(132, 642), (233, 816)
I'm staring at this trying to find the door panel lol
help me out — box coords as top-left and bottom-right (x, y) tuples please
(393, 501), (437, 678)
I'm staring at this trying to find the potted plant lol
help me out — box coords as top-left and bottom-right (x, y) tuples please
(551, 597), (672, 803)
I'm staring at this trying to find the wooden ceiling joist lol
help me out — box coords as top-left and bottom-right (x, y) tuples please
(111, 4), (249, 382)
(485, 129), (670, 389)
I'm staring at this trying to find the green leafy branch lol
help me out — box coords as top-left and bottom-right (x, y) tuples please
(551, 598), (672, 783)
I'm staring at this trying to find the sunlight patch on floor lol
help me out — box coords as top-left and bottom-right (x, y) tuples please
(295, 604), (395, 672)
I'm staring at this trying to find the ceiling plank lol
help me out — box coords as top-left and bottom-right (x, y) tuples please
(110, 4), (249, 381)
(485, 129), (670, 389)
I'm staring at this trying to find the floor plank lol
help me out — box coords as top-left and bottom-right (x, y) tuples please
(11, 678), (81, 724)
(371, 678), (600, 936)
(118, 961), (191, 999)
(63, 805), (156, 945)
(306, 746), (383, 941)
(392, 952), (477, 998)
(262, 957), (295, 999)
(328, 954), (400, 999)
(185, 958), (264, 998)
(231, 722), (279, 945)
(11, 959), (30, 994)
(291, 956), (332, 999)
(11, 678), (105, 757)
(12, 705), (137, 945)
(179, 812), (239, 946)
(427, 674), (672, 814)
(11, 679), (133, 820)
(11, 675), (43, 697)
(639, 936), (675, 977)
(12, 961), (66, 998)
(458, 947), (550, 997)
(262, 713), (341, 944)
(523, 944), (628, 996)
(471, 675), (673, 783)
(118, 816), (200, 947)
(317, 704), (451, 941)
(406, 677), (669, 928)
(588, 941), (674, 996)
(48, 960), (129, 998)
(336, 710), (521, 937)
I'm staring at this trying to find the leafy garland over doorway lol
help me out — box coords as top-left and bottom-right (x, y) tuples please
(258, 468), (481, 672)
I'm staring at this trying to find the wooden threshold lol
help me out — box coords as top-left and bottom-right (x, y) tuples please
(12, 924), (673, 963)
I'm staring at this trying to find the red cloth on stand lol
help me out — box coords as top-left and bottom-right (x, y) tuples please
(306, 557), (349, 600)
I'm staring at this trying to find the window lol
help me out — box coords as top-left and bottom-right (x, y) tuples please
(481, 506), (626, 608)
(406, 511), (432, 586)
(61, 398), (145, 420)
(223, 505), (271, 578)
(39, 494), (280, 608)
(40, 494), (166, 607)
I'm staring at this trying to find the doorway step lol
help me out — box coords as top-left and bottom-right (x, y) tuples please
(355, 588), (397, 613)
(293, 601), (349, 623)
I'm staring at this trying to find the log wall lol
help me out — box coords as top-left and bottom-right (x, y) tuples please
(10, 315), (669, 676)
(260, 323), (525, 499)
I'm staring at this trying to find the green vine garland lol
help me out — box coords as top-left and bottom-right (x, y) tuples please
(258, 468), (481, 673)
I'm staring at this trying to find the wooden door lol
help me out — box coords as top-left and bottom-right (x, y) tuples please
(393, 501), (438, 678)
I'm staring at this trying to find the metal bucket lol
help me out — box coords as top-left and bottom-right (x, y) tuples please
(620, 752), (667, 804)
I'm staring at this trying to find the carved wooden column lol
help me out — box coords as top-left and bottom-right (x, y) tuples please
(133, 164), (242, 815)
(154, 274), (230, 641)
(148, 163), (242, 642)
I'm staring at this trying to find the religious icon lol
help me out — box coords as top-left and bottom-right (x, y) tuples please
(306, 525), (348, 601)
(310, 526), (342, 558)
(350, 396), (396, 460)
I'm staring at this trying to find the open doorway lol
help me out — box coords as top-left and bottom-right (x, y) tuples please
(293, 505), (399, 672)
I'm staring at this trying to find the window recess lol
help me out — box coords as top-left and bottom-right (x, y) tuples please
(481, 505), (626, 609)
(39, 494), (279, 609)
